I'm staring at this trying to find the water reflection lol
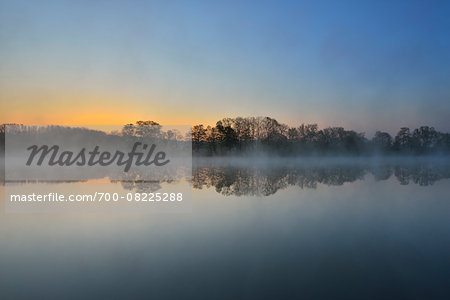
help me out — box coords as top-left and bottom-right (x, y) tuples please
(112, 180), (164, 193)
(2, 161), (450, 196)
(193, 162), (450, 196)
(192, 165), (365, 196)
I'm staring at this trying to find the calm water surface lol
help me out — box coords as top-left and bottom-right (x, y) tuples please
(1, 160), (449, 299)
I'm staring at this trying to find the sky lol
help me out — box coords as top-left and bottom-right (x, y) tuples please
(0, 0), (449, 136)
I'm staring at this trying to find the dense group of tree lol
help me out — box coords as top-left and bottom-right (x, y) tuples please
(1, 119), (450, 156)
(191, 117), (450, 156)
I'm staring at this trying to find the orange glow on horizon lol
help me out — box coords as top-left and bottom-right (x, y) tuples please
(0, 103), (219, 127)
(0, 91), (219, 126)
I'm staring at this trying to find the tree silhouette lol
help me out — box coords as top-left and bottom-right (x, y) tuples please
(188, 117), (450, 156)
(372, 131), (393, 153)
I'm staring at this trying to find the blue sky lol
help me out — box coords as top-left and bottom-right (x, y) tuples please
(1, 0), (449, 135)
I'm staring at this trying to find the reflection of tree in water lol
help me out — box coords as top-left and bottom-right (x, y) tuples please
(111, 171), (171, 193)
(193, 163), (450, 196)
(193, 167), (279, 196)
(116, 180), (163, 193)
(370, 165), (394, 181)
(192, 167), (289, 196)
(1, 158), (449, 194)
(192, 166), (366, 196)
(393, 164), (450, 186)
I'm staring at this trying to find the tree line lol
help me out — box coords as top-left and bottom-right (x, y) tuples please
(191, 117), (450, 156)
(1, 119), (450, 156)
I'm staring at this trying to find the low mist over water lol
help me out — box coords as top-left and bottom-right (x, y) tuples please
(192, 157), (450, 196)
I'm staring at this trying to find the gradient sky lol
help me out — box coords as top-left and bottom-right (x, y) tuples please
(1, 0), (449, 136)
